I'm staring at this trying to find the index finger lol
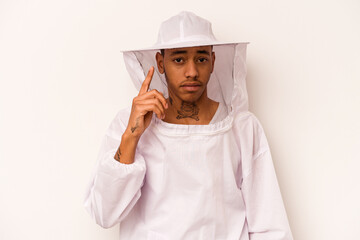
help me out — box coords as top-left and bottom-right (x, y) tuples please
(138, 66), (154, 96)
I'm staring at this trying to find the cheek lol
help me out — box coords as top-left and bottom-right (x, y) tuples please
(164, 67), (182, 85)
(199, 67), (212, 80)
(164, 71), (178, 92)
(167, 79), (179, 92)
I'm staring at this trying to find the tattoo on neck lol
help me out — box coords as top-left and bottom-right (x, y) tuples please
(176, 101), (200, 121)
(131, 117), (139, 133)
(169, 96), (173, 105)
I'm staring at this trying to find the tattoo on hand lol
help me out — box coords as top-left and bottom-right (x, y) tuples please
(176, 101), (200, 121)
(131, 117), (140, 133)
(115, 148), (121, 161)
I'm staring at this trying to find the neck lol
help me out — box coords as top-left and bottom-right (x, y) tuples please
(164, 88), (219, 125)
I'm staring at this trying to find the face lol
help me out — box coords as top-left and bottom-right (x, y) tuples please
(156, 46), (215, 103)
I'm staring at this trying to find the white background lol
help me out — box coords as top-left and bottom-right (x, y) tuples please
(1, 0), (359, 239)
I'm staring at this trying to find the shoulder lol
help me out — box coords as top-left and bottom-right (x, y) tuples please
(232, 110), (270, 153)
(232, 110), (264, 131)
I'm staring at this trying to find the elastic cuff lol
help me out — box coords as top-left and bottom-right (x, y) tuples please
(100, 149), (146, 174)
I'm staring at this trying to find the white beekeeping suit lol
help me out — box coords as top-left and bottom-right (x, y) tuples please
(84, 11), (293, 240)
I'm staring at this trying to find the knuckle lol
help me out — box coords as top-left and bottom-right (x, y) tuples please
(152, 89), (160, 95)
(134, 104), (143, 111)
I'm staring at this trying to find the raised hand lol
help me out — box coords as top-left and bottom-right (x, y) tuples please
(126, 66), (168, 139)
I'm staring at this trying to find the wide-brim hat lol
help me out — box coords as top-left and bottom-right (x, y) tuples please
(121, 11), (247, 52)
(121, 11), (250, 113)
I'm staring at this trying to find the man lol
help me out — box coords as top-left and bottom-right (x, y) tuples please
(84, 11), (293, 240)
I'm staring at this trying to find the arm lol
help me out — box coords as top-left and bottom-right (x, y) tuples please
(83, 113), (147, 228)
(114, 66), (168, 165)
(84, 67), (168, 228)
(242, 150), (293, 240)
(114, 130), (140, 164)
(240, 115), (293, 240)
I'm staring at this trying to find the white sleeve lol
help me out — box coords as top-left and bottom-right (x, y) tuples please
(83, 110), (146, 228)
(241, 116), (293, 240)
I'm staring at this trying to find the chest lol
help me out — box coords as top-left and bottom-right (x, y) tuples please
(138, 130), (242, 193)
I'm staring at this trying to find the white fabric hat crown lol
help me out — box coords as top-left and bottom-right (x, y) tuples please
(153, 11), (219, 49)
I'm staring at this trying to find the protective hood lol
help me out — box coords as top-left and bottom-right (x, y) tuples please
(122, 11), (249, 113)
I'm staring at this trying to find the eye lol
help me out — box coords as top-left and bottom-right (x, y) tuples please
(198, 57), (208, 63)
(173, 58), (184, 63)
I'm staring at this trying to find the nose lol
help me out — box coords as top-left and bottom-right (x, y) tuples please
(185, 60), (199, 79)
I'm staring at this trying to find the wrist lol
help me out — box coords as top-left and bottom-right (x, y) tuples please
(115, 130), (140, 164)
(122, 129), (141, 144)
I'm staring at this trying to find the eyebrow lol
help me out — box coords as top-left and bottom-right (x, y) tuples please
(169, 50), (211, 56)
(196, 50), (211, 55)
(169, 50), (187, 56)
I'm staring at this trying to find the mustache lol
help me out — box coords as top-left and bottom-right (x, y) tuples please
(180, 80), (202, 86)
(163, 72), (202, 86)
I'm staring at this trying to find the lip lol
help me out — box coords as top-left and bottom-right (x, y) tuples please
(180, 82), (202, 92)
(182, 85), (201, 91)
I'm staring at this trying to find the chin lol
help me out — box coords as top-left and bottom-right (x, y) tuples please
(180, 93), (202, 103)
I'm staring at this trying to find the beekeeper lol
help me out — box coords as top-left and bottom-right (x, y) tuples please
(84, 11), (293, 240)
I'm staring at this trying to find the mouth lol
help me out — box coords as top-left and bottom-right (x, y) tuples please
(180, 82), (202, 92)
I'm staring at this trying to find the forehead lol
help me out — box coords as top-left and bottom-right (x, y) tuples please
(164, 45), (212, 55)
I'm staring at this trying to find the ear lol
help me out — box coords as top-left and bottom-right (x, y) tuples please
(156, 52), (165, 74)
(210, 51), (216, 73)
